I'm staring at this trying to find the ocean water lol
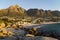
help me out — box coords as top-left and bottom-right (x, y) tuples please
(37, 23), (60, 39)
(39, 23), (60, 32)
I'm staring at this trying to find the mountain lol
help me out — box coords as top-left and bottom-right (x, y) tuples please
(26, 9), (60, 17)
(0, 4), (26, 17)
(0, 5), (60, 19)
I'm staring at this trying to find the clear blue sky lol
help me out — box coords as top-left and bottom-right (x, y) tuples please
(0, 0), (60, 10)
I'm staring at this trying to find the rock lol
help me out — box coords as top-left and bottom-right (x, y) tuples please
(0, 36), (56, 40)
(12, 24), (17, 29)
(0, 36), (17, 40)
(6, 28), (26, 36)
(0, 22), (5, 28)
(43, 37), (58, 40)
(18, 36), (58, 40)
(26, 34), (34, 37)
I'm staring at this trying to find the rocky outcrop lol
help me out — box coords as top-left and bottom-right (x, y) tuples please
(8, 4), (25, 15)
(0, 4), (26, 17)
(0, 36), (58, 40)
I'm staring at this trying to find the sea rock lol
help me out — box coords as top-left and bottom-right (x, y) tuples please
(6, 28), (26, 36)
(0, 36), (17, 40)
(19, 36), (58, 40)
(26, 34), (34, 37)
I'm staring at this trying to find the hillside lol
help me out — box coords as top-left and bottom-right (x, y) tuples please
(0, 5), (60, 22)
(27, 9), (60, 17)
(0, 4), (26, 18)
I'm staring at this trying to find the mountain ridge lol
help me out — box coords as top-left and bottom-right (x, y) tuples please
(0, 5), (60, 19)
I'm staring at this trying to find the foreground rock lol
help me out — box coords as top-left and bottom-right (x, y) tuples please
(26, 34), (34, 37)
(0, 36), (58, 40)
(0, 36), (17, 40)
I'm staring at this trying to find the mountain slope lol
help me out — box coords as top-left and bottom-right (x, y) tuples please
(0, 4), (26, 17)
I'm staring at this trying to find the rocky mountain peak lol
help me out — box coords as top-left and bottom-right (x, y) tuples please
(8, 4), (20, 10)
(8, 4), (25, 15)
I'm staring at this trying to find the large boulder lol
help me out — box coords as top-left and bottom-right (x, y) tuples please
(18, 36), (58, 40)
(6, 28), (26, 36)
(0, 36), (17, 40)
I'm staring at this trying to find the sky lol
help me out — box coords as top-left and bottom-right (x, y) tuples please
(0, 0), (60, 10)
